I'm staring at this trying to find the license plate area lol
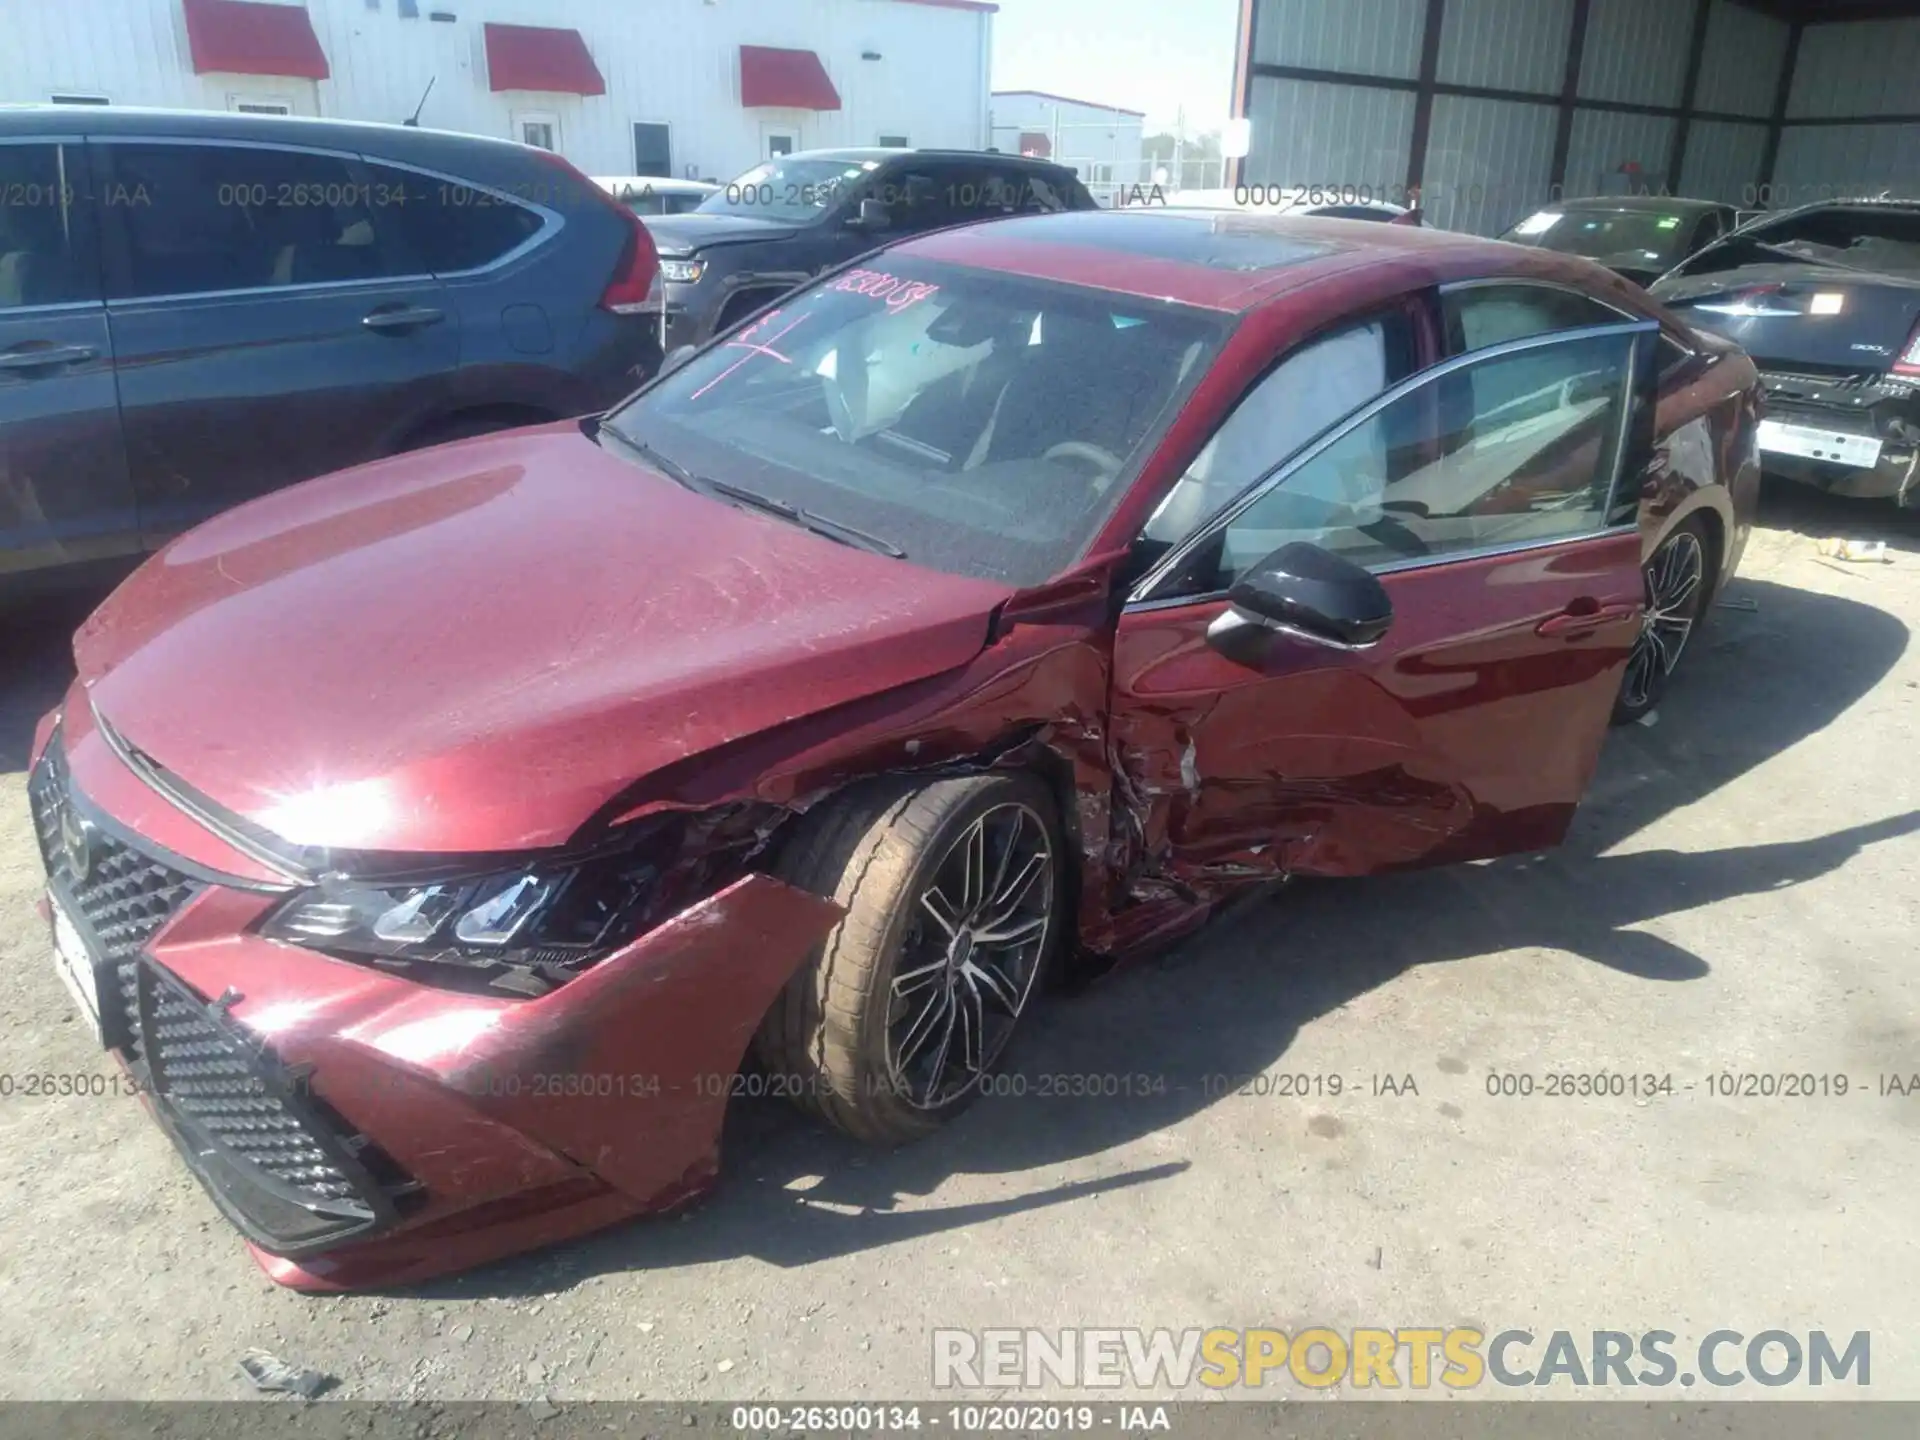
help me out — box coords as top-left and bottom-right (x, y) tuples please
(1758, 418), (1884, 468)
(50, 892), (108, 1050)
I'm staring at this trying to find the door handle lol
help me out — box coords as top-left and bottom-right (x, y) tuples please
(362, 307), (445, 333)
(0, 344), (97, 372)
(1537, 601), (1639, 637)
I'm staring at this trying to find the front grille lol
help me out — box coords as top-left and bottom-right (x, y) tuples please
(134, 959), (365, 1204)
(30, 735), (409, 1254)
(29, 741), (199, 968)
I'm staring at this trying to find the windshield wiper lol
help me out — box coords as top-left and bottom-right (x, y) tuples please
(597, 423), (906, 559)
(703, 477), (908, 559)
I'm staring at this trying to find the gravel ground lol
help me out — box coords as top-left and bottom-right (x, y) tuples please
(0, 485), (1916, 1405)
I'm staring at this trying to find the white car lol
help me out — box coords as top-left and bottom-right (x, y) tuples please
(594, 176), (720, 217)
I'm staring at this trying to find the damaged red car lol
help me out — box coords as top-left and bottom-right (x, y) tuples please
(31, 210), (1761, 1290)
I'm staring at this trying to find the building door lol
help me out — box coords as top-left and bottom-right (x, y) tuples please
(761, 125), (799, 159)
(633, 123), (672, 178)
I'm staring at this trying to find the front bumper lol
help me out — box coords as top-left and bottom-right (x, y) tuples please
(1757, 370), (1920, 504)
(27, 693), (842, 1291)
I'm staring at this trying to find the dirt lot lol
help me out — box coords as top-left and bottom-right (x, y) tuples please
(1, 485), (1916, 1404)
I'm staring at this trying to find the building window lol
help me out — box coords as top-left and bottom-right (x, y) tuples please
(230, 96), (292, 115)
(515, 112), (559, 152)
(50, 93), (110, 106)
(632, 122), (672, 178)
(879, 134), (910, 148)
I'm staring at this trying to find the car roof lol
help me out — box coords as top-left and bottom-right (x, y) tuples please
(784, 145), (1076, 172)
(1537, 195), (1729, 216)
(892, 207), (1623, 314)
(0, 102), (534, 163)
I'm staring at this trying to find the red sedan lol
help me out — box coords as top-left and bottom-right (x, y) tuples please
(30, 210), (1761, 1290)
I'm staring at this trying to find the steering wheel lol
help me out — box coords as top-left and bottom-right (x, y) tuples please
(1042, 441), (1124, 479)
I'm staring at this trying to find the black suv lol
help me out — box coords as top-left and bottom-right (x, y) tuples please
(642, 148), (1099, 352)
(0, 106), (660, 589)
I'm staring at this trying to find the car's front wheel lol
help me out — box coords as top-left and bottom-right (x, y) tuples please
(755, 773), (1064, 1144)
(1613, 516), (1712, 725)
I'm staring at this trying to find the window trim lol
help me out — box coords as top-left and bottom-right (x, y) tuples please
(1126, 317), (1659, 609)
(87, 135), (562, 305)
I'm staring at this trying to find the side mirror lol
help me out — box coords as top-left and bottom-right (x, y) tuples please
(1207, 542), (1393, 657)
(850, 198), (891, 231)
(659, 344), (698, 376)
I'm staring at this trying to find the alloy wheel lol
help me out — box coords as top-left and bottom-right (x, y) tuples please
(886, 802), (1054, 1110)
(1620, 530), (1705, 714)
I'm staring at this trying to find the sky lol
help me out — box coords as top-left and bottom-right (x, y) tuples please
(987, 0), (1242, 135)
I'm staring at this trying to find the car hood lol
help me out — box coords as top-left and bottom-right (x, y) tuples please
(644, 212), (807, 256)
(73, 425), (1011, 855)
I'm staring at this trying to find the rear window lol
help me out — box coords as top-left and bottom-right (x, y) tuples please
(1674, 205), (1920, 279)
(364, 163), (544, 273)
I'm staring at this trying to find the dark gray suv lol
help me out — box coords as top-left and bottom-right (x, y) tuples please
(0, 106), (661, 590)
(642, 148), (1099, 353)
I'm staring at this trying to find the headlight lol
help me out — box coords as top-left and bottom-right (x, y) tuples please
(262, 850), (661, 996)
(659, 258), (705, 284)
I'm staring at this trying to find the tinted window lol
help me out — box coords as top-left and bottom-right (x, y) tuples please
(1143, 314), (1412, 548)
(0, 143), (97, 308)
(103, 143), (399, 298)
(1445, 283), (1629, 354)
(1208, 331), (1636, 584)
(608, 259), (1225, 585)
(365, 163), (542, 273)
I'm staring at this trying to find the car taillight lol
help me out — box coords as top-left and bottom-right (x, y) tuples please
(1893, 317), (1920, 377)
(530, 147), (660, 315)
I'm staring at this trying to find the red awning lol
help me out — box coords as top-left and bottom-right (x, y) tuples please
(484, 23), (607, 96)
(740, 46), (842, 111)
(180, 0), (329, 80)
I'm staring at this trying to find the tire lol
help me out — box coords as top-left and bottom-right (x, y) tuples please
(1612, 515), (1712, 726)
(754, 772), (1065, 1145)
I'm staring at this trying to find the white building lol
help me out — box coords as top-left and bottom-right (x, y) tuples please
(0, 0), (995, 182)
(989, 89), (1146, 202)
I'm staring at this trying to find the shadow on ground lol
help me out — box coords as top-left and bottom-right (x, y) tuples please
(1756, 474), (1920, 559)
(404, 569), (1911, 1298)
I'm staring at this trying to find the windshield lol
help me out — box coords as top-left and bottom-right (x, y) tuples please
(695, 156), (880, 223)
(604, 259), (1227, 585)
(1504, 208), (1695, 266)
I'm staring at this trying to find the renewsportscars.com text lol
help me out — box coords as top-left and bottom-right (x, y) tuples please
(931, 1327), (1871, 1391)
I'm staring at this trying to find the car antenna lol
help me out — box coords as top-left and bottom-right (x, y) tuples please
(402, 77), (435, 128)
